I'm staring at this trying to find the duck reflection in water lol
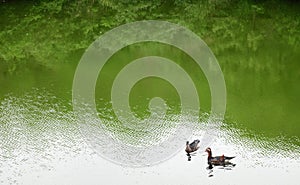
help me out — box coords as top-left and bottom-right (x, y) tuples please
(185, 139), (200, 161)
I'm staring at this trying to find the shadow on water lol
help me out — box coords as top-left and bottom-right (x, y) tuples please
(186, 153), (198, 161)
(206, 162), (237, 177)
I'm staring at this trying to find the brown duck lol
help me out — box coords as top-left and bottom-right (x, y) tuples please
(205, 147), (235, 166)
(185, 139), (200, 161)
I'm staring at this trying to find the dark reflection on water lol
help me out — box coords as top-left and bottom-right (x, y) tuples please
(186, 152), (197, 161)
(206, 162), (236, 177)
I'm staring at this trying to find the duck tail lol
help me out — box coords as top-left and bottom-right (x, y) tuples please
(225, 156), (235, 160)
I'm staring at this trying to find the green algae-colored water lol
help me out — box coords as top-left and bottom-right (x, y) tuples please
(1, 42), (299, 140)
(0, 1), (299, 184)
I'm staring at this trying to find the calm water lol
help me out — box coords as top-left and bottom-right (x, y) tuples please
(0, 40), (299, 184)
(0, 2), (300, 182)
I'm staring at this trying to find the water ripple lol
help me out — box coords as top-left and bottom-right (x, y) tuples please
(0, 89), (299, 184)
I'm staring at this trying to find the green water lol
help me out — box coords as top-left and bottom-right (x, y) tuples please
(0, 1), (300, 183)
(1, 41), (299, 143)
(223, 46), (300, 139)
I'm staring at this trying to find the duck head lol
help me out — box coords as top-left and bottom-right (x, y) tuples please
(205, 147), (212, 156)
(205, 147), (211, 153)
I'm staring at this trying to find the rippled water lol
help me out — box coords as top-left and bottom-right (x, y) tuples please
(1, 14), (299, 183)
(0, 89), (299, 185)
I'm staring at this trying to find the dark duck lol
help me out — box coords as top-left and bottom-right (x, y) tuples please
(205, 147), (235, 168)
(185, 139), (200, 161)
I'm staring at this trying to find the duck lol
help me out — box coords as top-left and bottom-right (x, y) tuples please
(185, 139), (200, 161)
(205, 147), (235, 166)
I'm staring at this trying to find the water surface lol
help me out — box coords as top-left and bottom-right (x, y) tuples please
(0, 1), (300, 183)
(0, 42), (299, 184)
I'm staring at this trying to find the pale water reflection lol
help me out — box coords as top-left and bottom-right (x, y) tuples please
(0, 90), (299, 185)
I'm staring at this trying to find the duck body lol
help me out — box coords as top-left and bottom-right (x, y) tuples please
(205, 147), (235, 166)
(185, 139), (200, 161)
(185, 139), (200, 154)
